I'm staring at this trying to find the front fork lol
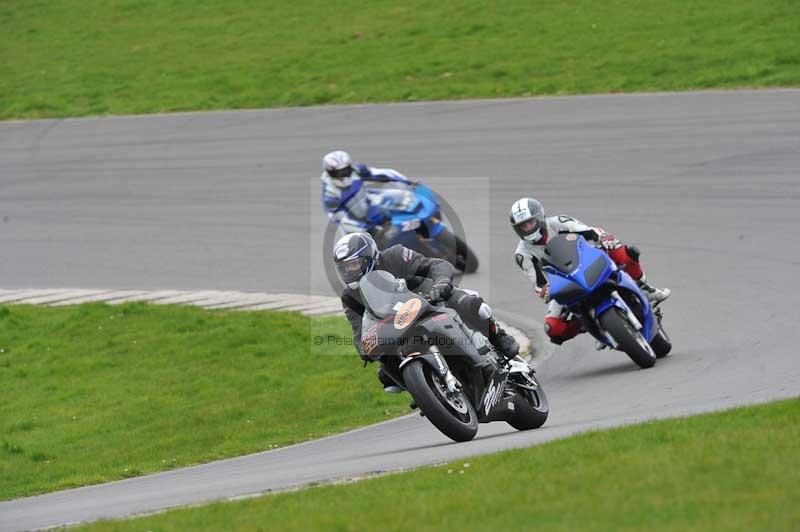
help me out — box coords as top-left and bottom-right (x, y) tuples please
(398, 346), (461, 394)
(590, 290), (641, 348)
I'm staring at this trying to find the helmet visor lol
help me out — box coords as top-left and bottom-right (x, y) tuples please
(328, 166), (353, 179)
(514, 218), (543, 240)
(335, 256), (369, 285)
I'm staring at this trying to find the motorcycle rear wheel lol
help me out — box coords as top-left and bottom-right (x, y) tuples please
(507, 382), (549, 431)
(651, 326), (672, 358)
(402, 361), (478, 442)
(425, 231), (479, 274)
(598, 307), (657, 369)
(453, 234), (479, 274)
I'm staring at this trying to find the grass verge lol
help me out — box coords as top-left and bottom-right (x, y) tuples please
(0, 303), (408, 500)
(2, 0), (799, 119)
(80, 398), (800, 531)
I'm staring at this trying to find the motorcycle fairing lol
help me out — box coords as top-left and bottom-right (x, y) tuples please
(594, 269), (657, 343)
(543, 235), (658, 345)
(545, 237), (616, 306)
(477, 365), (516, 422)
(364, 184), (448, 246)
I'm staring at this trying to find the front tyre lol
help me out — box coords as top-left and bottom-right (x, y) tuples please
(598, 307), (657, 369)
(402, 361), (478, 442)
(507, 379), (549, 430)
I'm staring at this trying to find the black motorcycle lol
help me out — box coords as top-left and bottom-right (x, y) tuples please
(358, 270), (549, 442)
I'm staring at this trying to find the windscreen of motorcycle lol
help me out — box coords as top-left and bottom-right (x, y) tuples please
(367, 188), (417, 213)
(358, 270), (419, 318)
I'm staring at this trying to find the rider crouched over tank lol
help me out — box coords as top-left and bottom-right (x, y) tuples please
(332, 232), (519, 392)
(320, 150), (415, 234)
(509, 197), (671, 347)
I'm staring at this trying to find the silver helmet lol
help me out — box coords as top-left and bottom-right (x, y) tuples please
(509, 198), (547, 243)
(323, 150), (354, 188)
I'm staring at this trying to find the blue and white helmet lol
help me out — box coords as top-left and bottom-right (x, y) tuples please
(323, 150), (355, 188)
(333, 232), (379, 289)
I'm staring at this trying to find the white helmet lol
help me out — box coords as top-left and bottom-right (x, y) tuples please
(509, 198), (547, 244)
(323, 150), (354, 188)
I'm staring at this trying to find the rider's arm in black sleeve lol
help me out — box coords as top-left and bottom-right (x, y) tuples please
(341, 293), (366, 357)
(381, 245), (455, 285)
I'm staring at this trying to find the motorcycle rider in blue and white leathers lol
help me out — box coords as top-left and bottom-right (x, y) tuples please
(321, 150), (415, 234)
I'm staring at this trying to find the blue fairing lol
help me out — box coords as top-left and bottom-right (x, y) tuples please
(544, 235), (657, 346)
(362, 184), (448, 247)
(596, 270), (657, 342)
(546, 238), (615, 306)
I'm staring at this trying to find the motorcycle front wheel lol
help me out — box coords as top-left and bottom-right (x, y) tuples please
(402, 361), (478, 442)
(598, 307), (657, 369)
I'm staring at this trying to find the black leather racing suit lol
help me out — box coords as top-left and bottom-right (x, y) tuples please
(339, 244), (502, 358)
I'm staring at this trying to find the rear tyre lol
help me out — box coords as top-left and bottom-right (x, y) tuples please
(402, 361), (478, 442)
(453, 234), (479, 274)
(598, 307), (657, 369)
(427, 231), (480, 274)
(507, 379), (549, 430)
(651, 326), (672, 358)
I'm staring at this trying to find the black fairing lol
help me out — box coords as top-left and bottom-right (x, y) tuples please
(358, 270), (521, 424)
(543, 235), (580, 273)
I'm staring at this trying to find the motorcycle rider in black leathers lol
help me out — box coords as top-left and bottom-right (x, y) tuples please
(332, 232), (519, 392)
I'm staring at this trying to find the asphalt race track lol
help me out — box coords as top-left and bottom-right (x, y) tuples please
(1, 90), (799, 530)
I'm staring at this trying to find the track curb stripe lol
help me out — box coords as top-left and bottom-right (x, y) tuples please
(0, 288), (533, 355)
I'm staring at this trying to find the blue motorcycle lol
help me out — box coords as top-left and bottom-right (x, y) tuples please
(542, 234), (671, 368)
(359, 183), (479, 273)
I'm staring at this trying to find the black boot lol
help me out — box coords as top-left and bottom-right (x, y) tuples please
(377, 366), (402, 393)
(489, 324), (519, 361)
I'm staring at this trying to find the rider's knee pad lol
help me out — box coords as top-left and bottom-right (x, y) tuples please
(449, 289), (486, 319)
(544, 316), (567, 338)
(544, 316), (581, 341)
(607, 246), (644, 281)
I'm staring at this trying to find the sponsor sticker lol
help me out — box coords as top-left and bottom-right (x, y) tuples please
(334, 244), (350, 259)
(566, 234), (577, 241)
(394, 298), (423, 330)
(361, 324), (379, 354)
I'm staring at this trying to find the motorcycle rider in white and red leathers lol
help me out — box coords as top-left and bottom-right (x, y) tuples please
(509, 198), (670, 346)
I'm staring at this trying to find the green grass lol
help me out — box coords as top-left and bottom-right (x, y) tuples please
(79, 398), (800, 531)
(1, 0), (798, 119)
(0, 303), (408, 500)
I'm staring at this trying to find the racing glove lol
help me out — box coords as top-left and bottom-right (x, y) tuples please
(534, 284), (551, 302)
(428, 279), (453, 303)
(599, 233), (622, 251)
